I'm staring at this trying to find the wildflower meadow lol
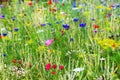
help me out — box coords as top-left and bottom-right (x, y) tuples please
(0, 0), (120, 80)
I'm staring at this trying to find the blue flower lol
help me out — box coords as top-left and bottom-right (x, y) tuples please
(41, 24), (46, 26)
(73, 18), (79, 22)
(3, 53), (7, 57)
(14, 28), (19, 31)
(72, 2), (77, 8)
(70, 38), (74, 42)
(91, 18), (95, 21)
(62, 24), (70, 30)
(79, 23), (86, 27)
(12, 16), (16, 21)
(3, 33), (7, 36)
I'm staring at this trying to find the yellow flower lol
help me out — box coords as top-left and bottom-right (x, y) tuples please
(97, 39), (119, 50)
(107, 7), (112, 11)
(48, 49), (55, 53)
(84, 11), (90, 16)
(36, 46), (46, 52)
(96, 5), (104, 9)
(26, 39), (33, 44)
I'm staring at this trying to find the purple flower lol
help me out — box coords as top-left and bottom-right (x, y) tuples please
(0, 15), (5, 19)
(62, 24), (70, 30)
(79, 23), (86, 27)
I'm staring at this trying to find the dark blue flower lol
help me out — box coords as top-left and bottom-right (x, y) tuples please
(41, 24), (46, 26)
(56, 21), (60, 24)
(73, 18), (79, 22)
(72, 2), (77, 8)
(91, 18), (95, 21)
(70, 38), (74, 42)
(12, 16), (16, 21)
(48, 23), (52, 26)
(14, 28), (19, 31)
(62, 24), (70, 30)
(3, 33), (7, 36)
(3, 53), (7, 57)
(79, 23), (86, 27)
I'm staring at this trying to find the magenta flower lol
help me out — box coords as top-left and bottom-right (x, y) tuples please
(45, 39), (54, 46)
(45, 63), (51, 70)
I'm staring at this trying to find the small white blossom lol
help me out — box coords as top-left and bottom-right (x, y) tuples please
(73, 68), (84, 72)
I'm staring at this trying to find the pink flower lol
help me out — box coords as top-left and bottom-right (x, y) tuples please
(45, 39), (54, 46)
(59, 65), (64, 70)
(45, 63), (51, 70)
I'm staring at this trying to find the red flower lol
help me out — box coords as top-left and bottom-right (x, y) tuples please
(93, 24), (99, 28)
(51, 71), (56, 75)
(18, 60), (22, 64)
(62, 3), (65, 6)
(59, 65), (64, 70)
(52, 64), (57, 69)
(12, 60), (17, 63)
(48, 0), (52, 5)
(0, 36), (3, 39)
(28, 1), (32, 6)
(45, 63), (51, 70)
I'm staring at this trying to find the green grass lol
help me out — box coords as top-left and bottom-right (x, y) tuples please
(0, 0), (120, 80)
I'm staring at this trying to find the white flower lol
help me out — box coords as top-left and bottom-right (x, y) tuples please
(1, 28), (6, 31)
(72, 8), (78, 10)
(73, 68), (84, 72)
(100, 57), (105, 61)
(36, 29), (44, 33)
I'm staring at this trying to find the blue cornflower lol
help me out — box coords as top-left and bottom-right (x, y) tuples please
(79, 23), (86, 27)
(3, 33), (7, 36)
(41, 24), (46, 26)
(3, 53), (7, 57)
(62, 24), (70, 30)
(70, 38), (74, 42)
(72, 1), (77, 8)
(14, 28), (19, 31)
(73, 18), (79, 22)
(91, 18), (95, 21)
(12, 16), (16, 21)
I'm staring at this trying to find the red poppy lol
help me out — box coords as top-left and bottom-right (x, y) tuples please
(12, 60), (17, 63)
(51, 71), (56, 75)
(52, 64), (57, 69)
(28, 1), (32, 6)
(93, 24), (99, 28)
(45, 63), (51, 70)
(0, 36), (3, 39)
(48, 0), (52, 5)
(59, 65), (64, 70)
